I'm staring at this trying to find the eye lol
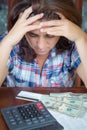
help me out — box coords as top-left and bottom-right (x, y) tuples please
(28, 32), (38, 37)
(46, 34), (55, 38)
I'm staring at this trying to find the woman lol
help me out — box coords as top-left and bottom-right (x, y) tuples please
(0, 0), (87, 87)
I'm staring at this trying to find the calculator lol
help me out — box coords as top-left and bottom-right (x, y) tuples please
(1, 101), (64, 130)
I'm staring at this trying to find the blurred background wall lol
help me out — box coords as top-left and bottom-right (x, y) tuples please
(0, 0), (8, 35)
(82, 0), (87, 32)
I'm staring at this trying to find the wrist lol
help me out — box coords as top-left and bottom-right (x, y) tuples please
(75, 32), (87, 45)
(0, 38), (13, 52)
(1, 36), (14, 49)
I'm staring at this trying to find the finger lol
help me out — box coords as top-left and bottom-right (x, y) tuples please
(40, 20), (64, 27)
(22, 7), (32, 19)
(25, 13), (44, 25)
(25, 24), (42, 32)
(40, 26), (63, 32)
(47, 30), (63, 36)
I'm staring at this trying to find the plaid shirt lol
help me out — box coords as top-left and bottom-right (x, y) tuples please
(6, 43), (81, 87)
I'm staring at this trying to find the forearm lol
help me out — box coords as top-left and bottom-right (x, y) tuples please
(75, 32), (87, 76)
(0, 37), (13, 86)
(76, 32), (87, 63)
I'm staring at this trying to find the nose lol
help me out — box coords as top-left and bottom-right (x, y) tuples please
(37, 37), (46, 50)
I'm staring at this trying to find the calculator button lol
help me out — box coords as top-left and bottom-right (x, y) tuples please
(36, 103), (44, 110)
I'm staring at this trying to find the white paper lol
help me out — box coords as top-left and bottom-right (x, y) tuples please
(48, 109), (87, 130)
(17, 91), (47, 100)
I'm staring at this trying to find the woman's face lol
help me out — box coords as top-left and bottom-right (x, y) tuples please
(25, 20), (60, 56)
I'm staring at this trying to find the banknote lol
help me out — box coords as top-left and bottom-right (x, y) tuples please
(77, 106), (86, 117)
(40, 95), (55, 108)
(64, 93), (87, 102)
(63, 96), (82, 107)
(79, 94), (87, 102)
(50, 92), (72, 98)
(40, 92), (87, 117)
(40, 95), (62, 108)
(57, 103), (85, 117)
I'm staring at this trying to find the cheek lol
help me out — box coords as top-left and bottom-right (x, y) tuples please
(49, 38), (59, 47)
(27, 37), (37, 47)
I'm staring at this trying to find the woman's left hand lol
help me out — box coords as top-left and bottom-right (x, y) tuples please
(40, 16), (84, 43)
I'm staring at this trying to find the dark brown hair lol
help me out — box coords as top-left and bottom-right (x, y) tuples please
(8, 0), (82, 62)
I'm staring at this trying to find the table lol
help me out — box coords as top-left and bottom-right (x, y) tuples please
(0, 87), (87, 130)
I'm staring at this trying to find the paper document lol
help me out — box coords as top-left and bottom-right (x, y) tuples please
(49, 109), (87, 130)
(16, 91), (47, 101)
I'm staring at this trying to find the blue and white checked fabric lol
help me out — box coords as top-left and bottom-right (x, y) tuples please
(6, 43), (81, 87)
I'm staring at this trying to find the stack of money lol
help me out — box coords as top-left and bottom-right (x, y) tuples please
(40, 92), (87, 117)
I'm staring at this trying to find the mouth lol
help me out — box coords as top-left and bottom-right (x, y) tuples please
(35, 48), (46, 52)
(38, 51), (46, 54)
(35, 49), (47, 55)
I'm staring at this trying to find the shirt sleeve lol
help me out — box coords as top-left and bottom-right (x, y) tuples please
(70, 43), (81, 69)
(7, 45), (19, 71)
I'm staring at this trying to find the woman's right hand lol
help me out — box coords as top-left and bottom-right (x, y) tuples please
(3, 7), (43, 47)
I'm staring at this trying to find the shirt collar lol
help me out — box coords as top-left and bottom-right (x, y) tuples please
(49, 47), (57, 58)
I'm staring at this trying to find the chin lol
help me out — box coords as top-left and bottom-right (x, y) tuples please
(39, 51), (48, 54)
(36, 52), (48, 56)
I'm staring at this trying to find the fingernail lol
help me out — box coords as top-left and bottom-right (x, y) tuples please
(39, 23), (43, 26)
(40, 13), (44, 17)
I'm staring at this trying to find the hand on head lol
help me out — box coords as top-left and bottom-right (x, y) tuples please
(5, 7), (43, 47)
(39, 12), (83, 42)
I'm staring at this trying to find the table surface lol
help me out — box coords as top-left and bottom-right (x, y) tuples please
(0, 87), (87, 130)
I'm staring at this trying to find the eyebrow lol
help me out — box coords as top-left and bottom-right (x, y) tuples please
(28, 31), (55, 37)
(28, 32), (39, 36)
